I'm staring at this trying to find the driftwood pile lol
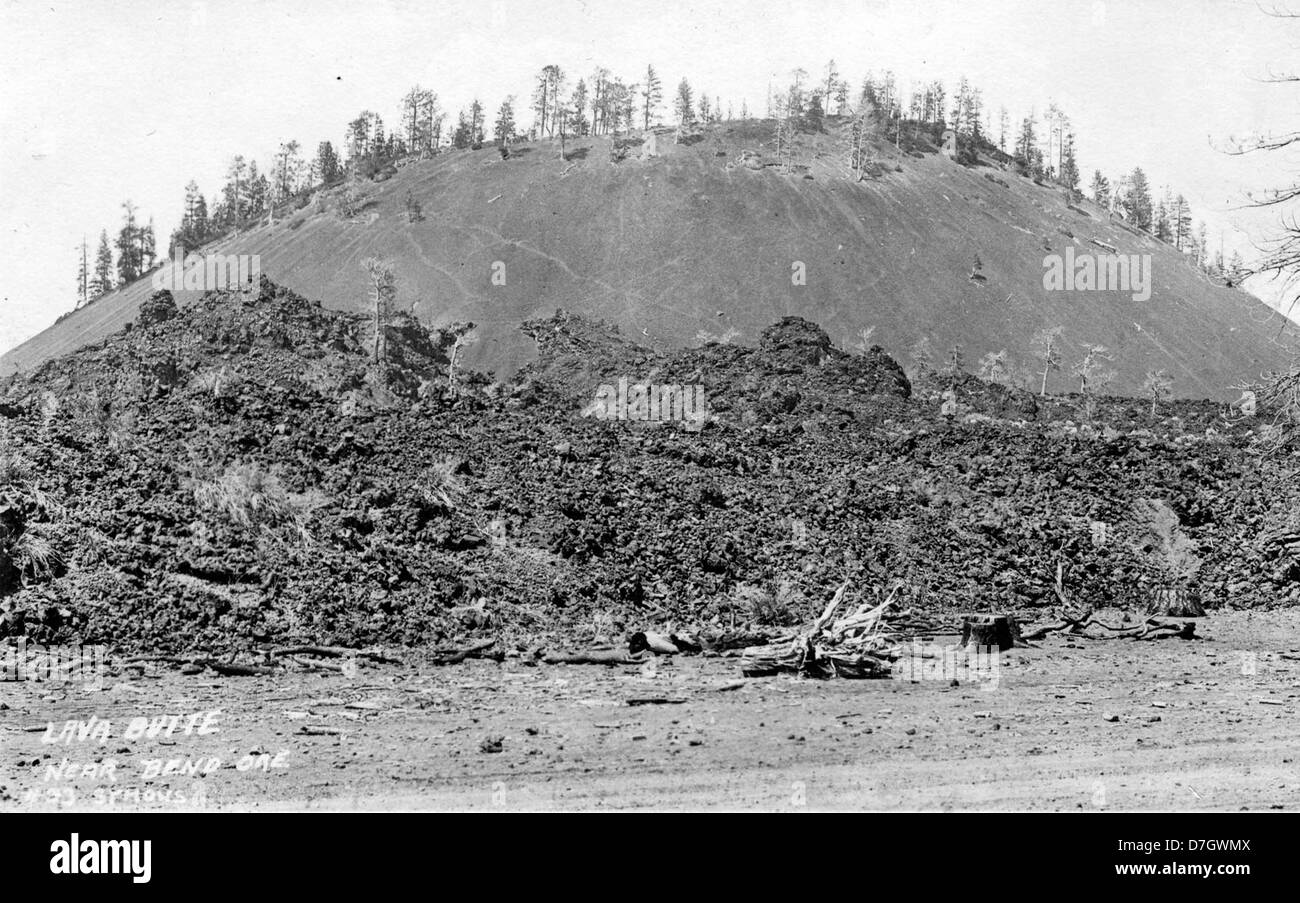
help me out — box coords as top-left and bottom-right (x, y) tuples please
(741, 583), (899, 679)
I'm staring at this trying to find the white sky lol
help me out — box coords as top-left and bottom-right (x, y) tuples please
(2, 0), (1299, 351)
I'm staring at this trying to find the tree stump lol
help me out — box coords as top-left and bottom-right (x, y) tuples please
(1146, 587), (1205, 618)
(961, 614), (1018, 651)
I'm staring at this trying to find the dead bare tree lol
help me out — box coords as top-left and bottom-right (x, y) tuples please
(361, 257), (396, 365)
(1073, 344), (1115, 419)
(1220, 6), (1300, 325)
(438, 321), (477, 397)
(1142, 369), (1173, 416)
(1239, 364), (1300, 452)
(1031, 325), (1064, 396)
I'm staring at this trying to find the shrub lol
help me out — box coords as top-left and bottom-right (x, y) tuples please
(737, 579), (805, 626)
(190, 463), (307, 540)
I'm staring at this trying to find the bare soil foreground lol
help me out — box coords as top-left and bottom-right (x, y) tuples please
(4, 610), (1300, 812)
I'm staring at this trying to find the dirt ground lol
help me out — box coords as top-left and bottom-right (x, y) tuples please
(4, 610), (1300, 812)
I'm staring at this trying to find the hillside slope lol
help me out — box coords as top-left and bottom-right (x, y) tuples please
(5, 120), (1295, 397)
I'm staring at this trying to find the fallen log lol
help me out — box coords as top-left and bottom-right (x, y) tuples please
(271, 645), (400, 663)
(287, 656), (345, 672)
(1019, 619), (1078, 641)
(542, 650), (641, 666)
(700, 630), (773, 652)
(1133, 619), (1198, 641)
(297, 726), (342, 736)
(201, 660), (278, 677)
(1021, 613), (1198, 642)
(432, 639), (498, 665)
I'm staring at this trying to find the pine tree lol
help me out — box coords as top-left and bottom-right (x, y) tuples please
(589, 68), (610, 136)
(803, 92), (825, 132)
(1125, 167), (1154, 231)
(401, 86), (440, 158)
(90, 230), (114, 299)
(272, 140), (303, 202)
(1173, 194), (1192, 250)
(494, 96), (517, 145)
(246, 164), (269, 217)
(532, 65), (563, 137)
(674, 78), (695, 126)
(115, 200), (142, 285)
(848, 107), (873, 179)
(926, 81), (946, 124)
(605, 75), (631, 135)
(568, 82), (589, 136)
(1090, 171), (1111, 207)
(223, 156), (248, 224)
(772, 96), (792, 168)
(1043, 104), (1069, 177)
(141, 217), (156, 272)
(642, 65), (662, 131)
(621, 81), (639, 133)
(951, 77), (971, 133)
(1228, 251), (1246, 284)
(1058, 132), (1080, 198)
(1014, 112), (1037, 175)
(786, 68), (808, 121)
(75, 236), (89, 309)
(965, 88), (984, 140)
(452, 110), (472, 149)
(182, 180), (208, 247)
(346, 112), (374, 163)
(823, 59), (839, 114)
(556, 94), (572, 160)
(315, 141), (340, 184)
(370, 115), (386, 163)
(469, 99), (486, 147)
(1154, 193), (1172, 242)
(909, 335), (934, 373)
(549, 68), (568, 138)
